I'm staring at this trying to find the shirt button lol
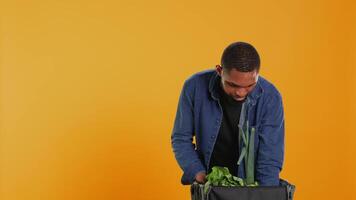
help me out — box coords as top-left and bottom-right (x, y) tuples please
(211, 135), (215, 139)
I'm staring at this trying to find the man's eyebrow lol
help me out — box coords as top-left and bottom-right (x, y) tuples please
(225, 80), (257, 87)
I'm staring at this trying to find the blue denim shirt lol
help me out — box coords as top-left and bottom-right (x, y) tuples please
(171, 69), (285, 186)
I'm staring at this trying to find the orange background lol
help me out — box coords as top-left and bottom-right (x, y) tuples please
(1, 0), (356, 200)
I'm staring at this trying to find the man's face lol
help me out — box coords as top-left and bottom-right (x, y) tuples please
(215, 65), (259, 101)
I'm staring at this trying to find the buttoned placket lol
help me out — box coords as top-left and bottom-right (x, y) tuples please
(206, 98), (223, 170)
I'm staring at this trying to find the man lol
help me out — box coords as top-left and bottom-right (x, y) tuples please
(171, 41), (285, 186)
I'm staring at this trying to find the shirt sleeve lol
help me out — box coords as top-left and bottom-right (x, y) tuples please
(255, 92), (285, 186)
(171, 78), (206, 185)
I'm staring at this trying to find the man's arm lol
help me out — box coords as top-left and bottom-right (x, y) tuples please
(255, 92), (285, 186)
(171, 78), (206, 185)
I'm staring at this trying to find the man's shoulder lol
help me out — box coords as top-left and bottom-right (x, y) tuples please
(258, 76), (282, 99)
(183, 69), (215, 87)
(186, 69), (215, 82)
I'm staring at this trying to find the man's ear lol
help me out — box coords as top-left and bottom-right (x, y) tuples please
(215, 65), (222, 76)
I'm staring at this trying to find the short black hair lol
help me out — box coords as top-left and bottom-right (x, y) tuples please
(220, 41), (260, 72)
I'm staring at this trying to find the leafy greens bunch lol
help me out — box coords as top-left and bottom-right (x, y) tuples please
(204, 166), (258, 194)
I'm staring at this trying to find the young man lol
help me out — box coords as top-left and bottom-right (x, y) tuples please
(171, 41), (285, 186)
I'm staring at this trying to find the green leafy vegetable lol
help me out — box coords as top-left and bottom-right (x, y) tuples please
(204, 166), (258, 194)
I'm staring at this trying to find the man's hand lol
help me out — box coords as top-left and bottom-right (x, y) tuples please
(195, 171), (207, 183)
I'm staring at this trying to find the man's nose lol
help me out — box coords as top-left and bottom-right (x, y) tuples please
(235, 88), (248, 97)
